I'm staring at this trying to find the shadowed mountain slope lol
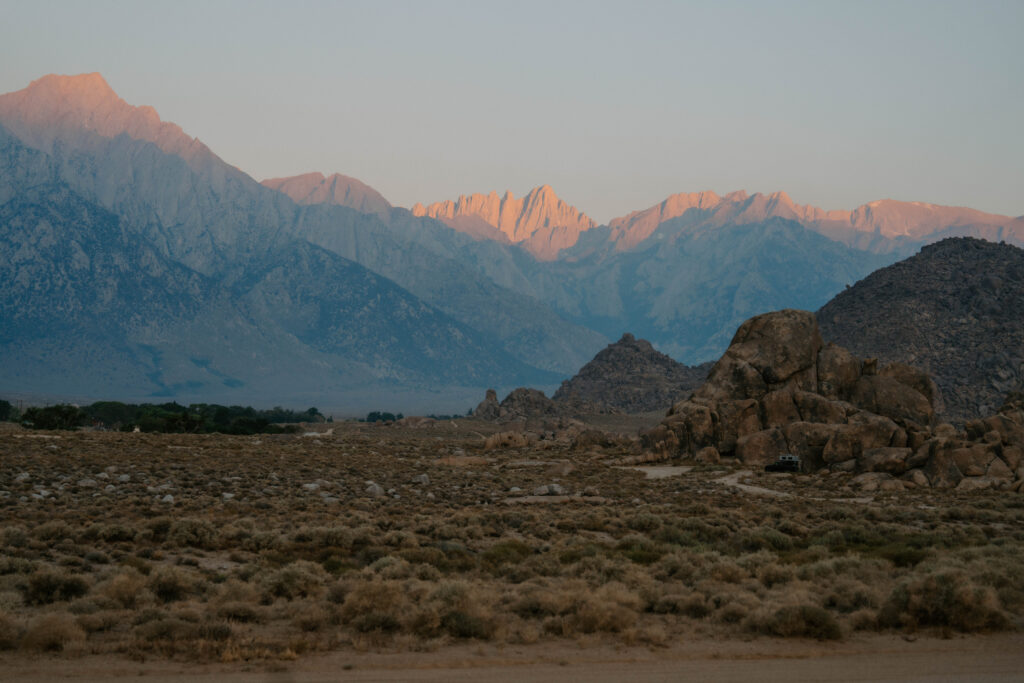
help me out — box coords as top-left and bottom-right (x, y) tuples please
(818, 237), (1024, 421)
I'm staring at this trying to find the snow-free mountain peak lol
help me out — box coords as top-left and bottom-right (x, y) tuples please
(0, 72), (232, 177)
(412, 184), (596, 259)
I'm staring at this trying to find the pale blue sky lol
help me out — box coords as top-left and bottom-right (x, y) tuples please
(2, 0), (1021, 222)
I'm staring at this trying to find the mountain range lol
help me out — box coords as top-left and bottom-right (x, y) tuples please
(1, 72), (1021, 413)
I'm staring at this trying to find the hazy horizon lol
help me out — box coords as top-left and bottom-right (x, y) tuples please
(1, 0), (1022, 223)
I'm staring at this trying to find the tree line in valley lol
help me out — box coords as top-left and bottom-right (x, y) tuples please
(0, 399), (324, 434)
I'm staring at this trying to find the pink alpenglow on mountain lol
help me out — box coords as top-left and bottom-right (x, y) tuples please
(607, 190), (1024, 253)
(412, 185), (596, 259)
(0, 72), (232, 179)
(262, 172), (392, 221)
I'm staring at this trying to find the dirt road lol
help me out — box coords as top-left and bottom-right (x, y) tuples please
(4, 633), (1022, 682)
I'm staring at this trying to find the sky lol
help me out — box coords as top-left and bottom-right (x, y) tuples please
(1, 0), (1022, 223)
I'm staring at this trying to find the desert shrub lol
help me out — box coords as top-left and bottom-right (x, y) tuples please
(145, 518), (173, 543)
(615, 534), (663, 565)
(84, 550), (110, 565)
(101, 570), (150, 609)
(481, 540), (533, 568)
(34, 521), (74, 542)
(168, 519), (217, 549)
(21, 612), (86, 651)
(823, 578), (880, 613)
(757, 563), (795, 588)
(23, 570), (90, 605)
(511, 586), (570, 619)
(148, 566), (191, 603)
(259, 561), (326, 601)
(217, 601), (265, 623)
(564, 583), (642, 635)
(412, 580), (496, 640)
(878, 571), (1011, 632)
(0, 611), (19, 649)
(738, 526), (794, 552)
(1, 526), (29, 548)
(748, 605), (842, 640)
(135, 617), (199, 642)
(709, 560), (747, 584)
(339, 580), (408, 633)
(75, 610), (123, 634)
(97, 524), (136, 543)
(627, 513), (663, 533)
(366, 555), (414, 580)
(848, 608), (877, 631)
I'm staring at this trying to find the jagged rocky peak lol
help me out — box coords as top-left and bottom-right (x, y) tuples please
(553, 333), (711, 414)
(642, 308), (1024, 492)
(818, 237), (1024, 421)
(412, 184), (596, 259)
(0, 72), (225, 174)
(262, 171), (392, 220)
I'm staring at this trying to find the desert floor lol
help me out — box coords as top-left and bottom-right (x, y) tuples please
(1, 418), (1021, 680)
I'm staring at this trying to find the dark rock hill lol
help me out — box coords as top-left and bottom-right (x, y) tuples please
(817, 238), (1024, 422)
(552, 333), (711, 414)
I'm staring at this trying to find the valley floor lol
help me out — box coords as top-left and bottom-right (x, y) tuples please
(0, 420), (1021, 680)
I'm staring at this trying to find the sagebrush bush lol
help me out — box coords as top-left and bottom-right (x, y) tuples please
(748, 604), (842, 640)
(23, 570), (90, 605)
(148, 566), (191, 603)
(878, 570), (1011, 632)
(0, 611), (19, 649)
(21, 612), (86, 652)
(101, 570), (150, 609)
(259, 561), (326, 601)
(168, 519), (217, 549)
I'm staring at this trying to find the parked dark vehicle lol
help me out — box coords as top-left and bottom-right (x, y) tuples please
(765, 453), (801, 473)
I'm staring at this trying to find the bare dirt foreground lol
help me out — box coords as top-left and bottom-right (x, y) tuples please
(4, 634), (1023, 682)
(1, 419), (1022, 681)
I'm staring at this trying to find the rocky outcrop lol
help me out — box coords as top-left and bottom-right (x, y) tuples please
(552, 333), (711, 414)
(643, 309), (1024, 490)
(473, 389), (501, 420)
(819, 238), (1024, 421)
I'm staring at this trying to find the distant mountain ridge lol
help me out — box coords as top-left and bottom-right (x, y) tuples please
(605, 190), (1024, 255)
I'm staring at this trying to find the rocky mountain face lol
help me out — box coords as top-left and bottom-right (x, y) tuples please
(552, 333), (711, 414)
(412, 185), (596, 259)
(0, 74), (605, 390)
(605, 190), (1024, 255)
(262, 172), (393, 221)
(818, 237), (1024, 422)
(643, 310), (1024, 492)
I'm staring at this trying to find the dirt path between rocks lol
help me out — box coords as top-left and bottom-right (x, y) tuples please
(713, 469), (793, 497)
(4, 634), (1023, 682)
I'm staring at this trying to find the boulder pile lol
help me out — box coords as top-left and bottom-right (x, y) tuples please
(473, 387), (560, 422)
(643, 309), (1024, 491)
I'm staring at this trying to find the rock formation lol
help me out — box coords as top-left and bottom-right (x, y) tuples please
(471, 387), (562, 422)
(412, 185), (596, 259)
(818, 237), (1024, 421)
(643, 309), (1024, 491)
(472, 389), (501, 420)
(552, 333), (711, 414)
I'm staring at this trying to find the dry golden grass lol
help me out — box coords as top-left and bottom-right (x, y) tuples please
(0, 420), (1021, 663)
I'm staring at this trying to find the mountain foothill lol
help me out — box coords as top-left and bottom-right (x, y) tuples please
(1, 72), (1021, 416)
